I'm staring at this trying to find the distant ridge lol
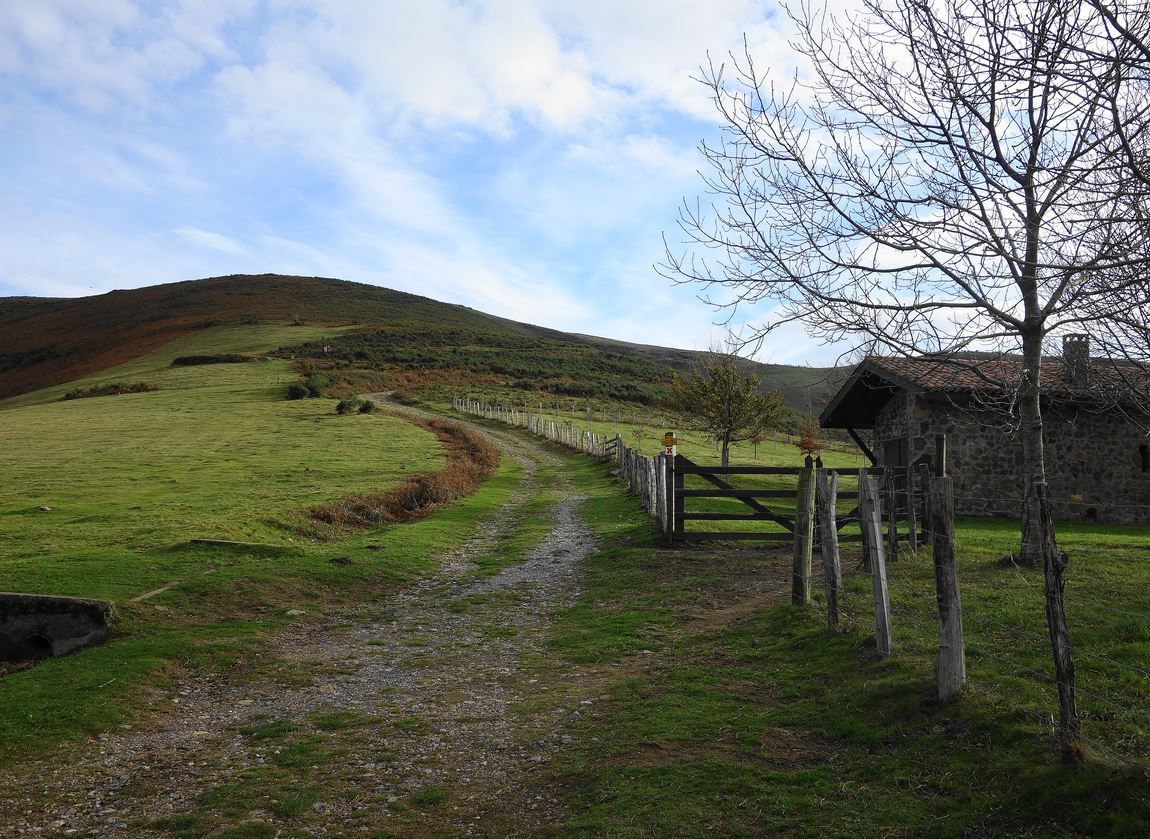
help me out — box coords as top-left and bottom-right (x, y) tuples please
(0, 274), (842, 409)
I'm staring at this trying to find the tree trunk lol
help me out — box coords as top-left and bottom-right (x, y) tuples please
(721, 439), (730, 468)
(1018, 327), (1048, 566)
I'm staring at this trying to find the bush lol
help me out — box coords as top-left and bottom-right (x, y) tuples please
(62, 383), (158, 400)
(335, 398), (363, 415)
(306, 417), (501, 531)
(171, 354), (255, 366)
(358, 400), (377, 414)
(285, 382), (309, 400)
(304, 371), (334, 397)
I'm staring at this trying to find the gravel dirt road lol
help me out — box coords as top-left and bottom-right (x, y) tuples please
(0, 415), (600, 838)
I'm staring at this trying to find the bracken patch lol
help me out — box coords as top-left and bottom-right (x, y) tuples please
(303, 415), (501, 536)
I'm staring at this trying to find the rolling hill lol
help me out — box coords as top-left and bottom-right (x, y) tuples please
(0, 273), (842, 412)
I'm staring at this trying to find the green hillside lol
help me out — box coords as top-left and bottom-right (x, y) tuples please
(0, 274), (841, 417)
(0, 324), (518, 753)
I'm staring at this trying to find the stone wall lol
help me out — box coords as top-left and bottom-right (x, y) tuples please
(872, 393), (1150, 524)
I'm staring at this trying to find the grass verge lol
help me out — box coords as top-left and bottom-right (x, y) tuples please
(534, 449), (1150, 837)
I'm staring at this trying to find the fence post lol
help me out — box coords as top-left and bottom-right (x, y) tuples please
(672, 456), (683, 544)
(931, 476), (965, 701)
(906, 467), (918, 551)
(792, 464), (816, 606)
(654, 453), (665, 531)
(860, 472), (892, 657)
(1036, 482), (1081, 763)
(918, 463), (932, 545)
(885, 468), (899, 560)
(857, 469), (870, 572)
(816, 469), (842, 629)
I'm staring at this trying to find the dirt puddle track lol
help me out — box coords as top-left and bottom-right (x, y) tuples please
(1, 420), (597, 838)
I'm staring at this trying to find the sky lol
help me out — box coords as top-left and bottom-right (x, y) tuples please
(0, 0), (842, 365)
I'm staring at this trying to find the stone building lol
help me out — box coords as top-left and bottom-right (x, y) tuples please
(819, 337), (1150, 524)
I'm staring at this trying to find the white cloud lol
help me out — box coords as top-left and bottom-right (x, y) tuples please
(174, 227), (249, 256)
(0, 0), (255, 111)
(0, 0), (861, 369)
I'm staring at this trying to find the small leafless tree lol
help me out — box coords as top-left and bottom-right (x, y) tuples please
(661, 0), (1150, 564)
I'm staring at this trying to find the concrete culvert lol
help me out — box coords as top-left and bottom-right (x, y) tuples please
(19, 636), (53, 661)
(0, 594), (112, 664)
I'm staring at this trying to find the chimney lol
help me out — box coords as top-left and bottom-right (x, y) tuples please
(1062, 334), (1090, 387)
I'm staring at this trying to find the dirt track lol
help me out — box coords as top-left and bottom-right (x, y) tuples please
(0, 418), (600, 838)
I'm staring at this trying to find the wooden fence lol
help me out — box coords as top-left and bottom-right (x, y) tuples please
(452, 396), (930, 552)
(453, 395), (1094, 763)
(669, 455), (929, 552)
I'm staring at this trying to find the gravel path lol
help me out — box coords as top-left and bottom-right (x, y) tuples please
(0, 417), (597, 838)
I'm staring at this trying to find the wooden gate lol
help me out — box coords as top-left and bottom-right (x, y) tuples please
(668, 455), (929, 549)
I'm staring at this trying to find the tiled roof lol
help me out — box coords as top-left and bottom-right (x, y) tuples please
(863, 353), (1146, 397)
(821, 351), (1150, 429)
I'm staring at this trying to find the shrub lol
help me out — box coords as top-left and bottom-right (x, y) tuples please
(335, 398), (363, 415)
(62, 382), (158, 400)
(304, 371), (334, 397)
(171, 354), (255, 366)
(358, 400), (377, 414)
(285, 382), (309, 400)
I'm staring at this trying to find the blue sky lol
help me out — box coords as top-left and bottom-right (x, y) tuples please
(0, 0), (840, 365)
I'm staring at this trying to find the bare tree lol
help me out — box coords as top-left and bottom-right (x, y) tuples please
(1086, 1), (1150, 186)
(661, 0), (1150, 563)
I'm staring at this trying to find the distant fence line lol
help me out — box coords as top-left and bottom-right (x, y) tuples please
(452, 396), (669, 526)
(453, 395), (1140, 767)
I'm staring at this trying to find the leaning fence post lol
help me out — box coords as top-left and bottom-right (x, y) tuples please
(859, 470), (872, 573)
(860, 472), (892, 657)
(792, 464), (816, 606)
(931, 476), (965, 701)
(816, 469), (842, 629)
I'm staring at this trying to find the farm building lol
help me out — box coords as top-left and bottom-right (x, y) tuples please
(820, 336), (1150, 524)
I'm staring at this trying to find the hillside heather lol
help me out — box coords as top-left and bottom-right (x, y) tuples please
(1, 274), (840, 414)
(280, 327), (675, 406)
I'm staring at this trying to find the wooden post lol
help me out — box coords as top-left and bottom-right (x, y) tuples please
(663, 454), (674, 538)
(792, 465), (816, 606)
(885, 468), (899, 560)
(672, 455), (684, 544)
(918, 463), (932, 545)
(816, 469), (842, 629)
(860, 473), (892, 657)
(906, 467), (918, 551)
(1036, 482), (1081, 763)
(931, 477), (965, 700)
(864, 466), (869, 572)
(934, 434), (947, 477)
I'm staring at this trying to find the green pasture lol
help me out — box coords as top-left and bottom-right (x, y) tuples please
(0, 325), (517, 756)
(544, 449), (1150, 836)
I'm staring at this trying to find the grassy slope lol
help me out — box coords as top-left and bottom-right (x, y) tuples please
(529, 445), (1150, 837)
(0, 325), (519, 757)
(1, 274), (839, 414)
